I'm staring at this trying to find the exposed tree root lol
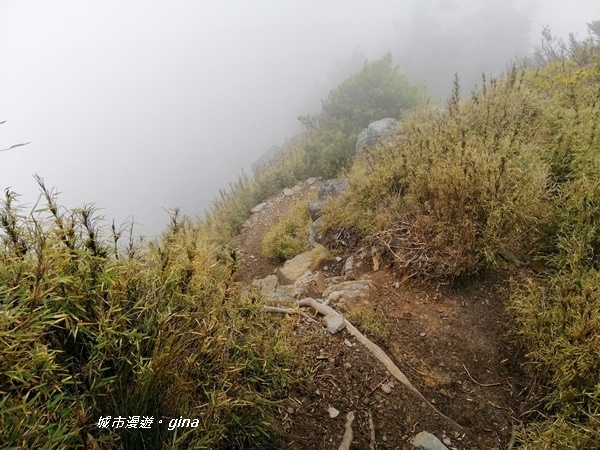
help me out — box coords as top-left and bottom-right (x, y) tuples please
(338, 411), (355, 450)
(296, 297), (478, 442)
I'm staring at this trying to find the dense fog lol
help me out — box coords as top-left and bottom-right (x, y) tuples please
(1, 0), (597, 236)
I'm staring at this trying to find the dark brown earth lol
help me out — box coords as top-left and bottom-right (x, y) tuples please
(234, 182), (533, 450)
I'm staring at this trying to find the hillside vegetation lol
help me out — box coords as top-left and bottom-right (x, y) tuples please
(320, 41), (600, 447)
(0, 181), (303, 449)
(2, 26), (600, 449)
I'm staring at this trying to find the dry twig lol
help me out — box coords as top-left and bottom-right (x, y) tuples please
(463, 364), (502, 387)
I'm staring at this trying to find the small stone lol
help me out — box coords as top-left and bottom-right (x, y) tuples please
(328, 406), (340, 418)
(287, 407), (294, 414)
(381, 383), (392, 394)
(420, 332), (427, 337)
(394, 282), (400, 289)
(383, 435), (387, 441)
(283, 188), (294, 197)
(412, 431), (449, 450)
(335, 256), (343, 262)
(315, 390), (321, 396)
(343, 362), (352, 369)
(344, 339), (353, 348)
(306, 177), (317, 185)
(443, 436), (452, 446)
(323, 314), (346, 334)
(250, 202), (269, 213)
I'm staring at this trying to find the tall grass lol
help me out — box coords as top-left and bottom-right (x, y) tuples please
(323, 68), (552, 279)
(322, 43), (600, 445)
(205, 146), (311, 245)
(0, 178), (301, 449)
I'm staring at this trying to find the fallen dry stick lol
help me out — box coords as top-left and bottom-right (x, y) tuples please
(337, 411), (355, 450)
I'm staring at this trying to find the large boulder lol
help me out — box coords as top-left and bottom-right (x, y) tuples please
(318, 178), (349, 200)
(356, 118), (398, 155)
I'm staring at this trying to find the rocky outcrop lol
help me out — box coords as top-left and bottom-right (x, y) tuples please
(356, 118), (398, 155)
(322, 280), (370, 305)
(318, 179), (349, 199)
(308, 217), (323, 247)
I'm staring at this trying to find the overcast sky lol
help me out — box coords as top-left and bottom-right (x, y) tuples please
(1, 1), (598, 237)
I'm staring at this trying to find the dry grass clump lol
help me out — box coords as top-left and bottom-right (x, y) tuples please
(346, 303), (392, 346)
(261, 197), (314, 262)
(0, 178), (302, 449)
(325, 69), (552, 279)
(325, 45), (600, 445)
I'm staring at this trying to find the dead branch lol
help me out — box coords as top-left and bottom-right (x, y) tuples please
(463, 364), (502, 387)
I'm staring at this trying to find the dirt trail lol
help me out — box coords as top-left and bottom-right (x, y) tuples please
(235, 183), (529, 450)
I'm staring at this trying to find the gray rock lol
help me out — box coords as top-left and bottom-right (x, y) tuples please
(278, 249), (319, 284)
(317, 179), (349, 200)
(250, 202), (269, 214)
(412, 431), (449, 450)
(355, 118), (398, 155)
(269, 285), (298, 306)
(343, 256), (355, 278)
(252, 274), (278, 296)
(306, 177), (318, 185)
(308, 217), (323, 247)
(323, 280), (370, 305)
(292, 270), (318, 298)
(308, 200), (326, 221)
(323, 313), (346, 334)
(283, 188), (294, 197)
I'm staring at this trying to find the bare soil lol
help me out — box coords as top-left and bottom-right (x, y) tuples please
(235, 183), (531, 450)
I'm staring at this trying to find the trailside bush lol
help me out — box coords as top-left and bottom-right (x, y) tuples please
(0, 181), (301, 450)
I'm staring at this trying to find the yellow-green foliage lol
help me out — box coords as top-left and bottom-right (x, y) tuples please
(325, 69), (552, 278)
(205, 147), (311, 245)
(324, 45), (600, 445)
(205, 55), (425, 245)
(507, 51), (600, 446)
(0, 181), (301, 449)
(346, 303), (392, 346)
(262, 198), (313, 262)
